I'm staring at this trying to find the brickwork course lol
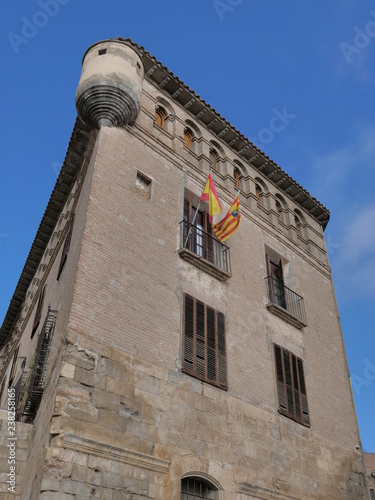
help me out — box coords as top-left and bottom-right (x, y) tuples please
(0, 38), (371, 499)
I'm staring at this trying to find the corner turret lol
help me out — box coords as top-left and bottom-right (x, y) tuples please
(75, 40), (144, 128)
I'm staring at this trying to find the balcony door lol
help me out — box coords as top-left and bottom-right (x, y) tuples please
(266, 255), (286, 309)
(184, 200), (213, 262)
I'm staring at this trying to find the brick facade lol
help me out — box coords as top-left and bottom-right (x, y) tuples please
(0, 39), (370, 499)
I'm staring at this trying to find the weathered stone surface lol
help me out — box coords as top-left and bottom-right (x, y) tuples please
(64, 344), (97, 370)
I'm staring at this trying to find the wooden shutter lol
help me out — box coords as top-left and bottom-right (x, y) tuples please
(31, 285), (46, 338)
(57, 215), (75, 280)
(196, 300), (205, 378)
(297, 358), (310, 424)
(275, 345), (287, 411)
(274, 344), (310, 426)
(256, 185), (262, 205)
(155, 109), (165, 128)
(210, 150), (218, 171)
(183, 295), (194, 375)
(184, 130), (193, 149)
(234, 169), (241, 189)
(217, 311), (227, 389)
(206, 306), (216, 382)
(182, 295), (227, 390)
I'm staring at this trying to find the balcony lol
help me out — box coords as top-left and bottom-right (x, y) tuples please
(265, 276), (307, 329)
(178, 221), (231, 281)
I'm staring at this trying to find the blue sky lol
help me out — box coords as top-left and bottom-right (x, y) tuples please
(1, 1), (374, 450)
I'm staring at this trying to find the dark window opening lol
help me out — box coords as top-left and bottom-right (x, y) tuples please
(294, 215), (301, 236)
(266, 255), (286, 309)
(57, 215), (75, 280)
(256, 185), (262, 206)
(181, 477), (217, 499)
(184, 199), (213, 262)
(135, 171), (152, 199)
(31, 284), (47, 338)
(275, 200), (282, 220)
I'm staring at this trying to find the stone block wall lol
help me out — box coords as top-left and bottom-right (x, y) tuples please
(35, 329), (367, 499)
(0, 410), (32, 499)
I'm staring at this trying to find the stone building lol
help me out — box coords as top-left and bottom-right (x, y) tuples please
(364, 453), (375, 499)
(0, 38), (370, 499)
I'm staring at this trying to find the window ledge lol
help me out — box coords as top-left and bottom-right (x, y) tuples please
(266, 303), (307, 329)
(278, 408), (311, 427)
(178, 248), (231, 281)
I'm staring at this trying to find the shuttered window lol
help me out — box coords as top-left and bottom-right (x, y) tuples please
(234, 168), (241, 189)
(31, 285), (47, 338)
(274, 344), (310, 426)
(57, 214), (75, 280)
(183, 294), (227, 390)
(155, 108), (166, 128)
(184, 130), (193, 149)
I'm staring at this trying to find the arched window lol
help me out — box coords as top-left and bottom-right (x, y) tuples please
(209, 150), (218, 171)
(294, 214), (301, 236)
(155, 108), (166, 128)
(234, 168), (241, 189)
(275, 200), (282, 220)
(184, 129), (193, 149)
(181, 477), (218, 499)
(255, 184), (262, 206)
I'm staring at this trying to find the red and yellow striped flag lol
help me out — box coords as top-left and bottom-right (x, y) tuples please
(212, 195), (241, 242)
(200, 172), (222, 222)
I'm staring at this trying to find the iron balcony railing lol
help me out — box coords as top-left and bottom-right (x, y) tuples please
(265, 275), (307, 326)
(22, 307), (58, 419)
(179, 220), (231, 275)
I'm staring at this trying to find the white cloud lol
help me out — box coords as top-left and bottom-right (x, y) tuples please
(307, 126), (375, 301)
(340, 205), (375, 263)
(306, 125), (375, 205)
(331, 203), (375, 300)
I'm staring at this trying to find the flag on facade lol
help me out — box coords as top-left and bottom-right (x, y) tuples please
(200, 172), (222, 222)
(212, 195), (241, 242)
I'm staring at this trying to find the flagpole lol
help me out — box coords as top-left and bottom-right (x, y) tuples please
(184, 200), (201, 247)
(184, 169), (212, 247)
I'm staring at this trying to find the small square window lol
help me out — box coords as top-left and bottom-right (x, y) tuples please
(135, 171), (152, 200)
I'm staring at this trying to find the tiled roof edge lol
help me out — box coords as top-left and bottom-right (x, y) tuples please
(114, 37), (330, 228)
